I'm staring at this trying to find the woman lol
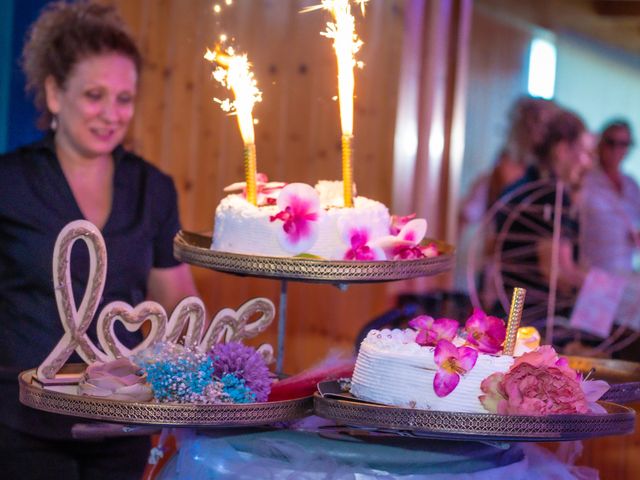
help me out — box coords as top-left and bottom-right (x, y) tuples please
(496, 109), (593, 322)
(580, 119), (640, 274)
(0, 2), (197, 478)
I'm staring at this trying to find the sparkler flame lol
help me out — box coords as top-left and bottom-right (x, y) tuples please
(204, 45), (262, 144)
(205, 45), (262, 204)
(316, 0), (365, 136)
(306, 0), (366, 207)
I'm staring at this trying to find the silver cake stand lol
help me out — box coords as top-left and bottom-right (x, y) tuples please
(314, 381), (636, 442)
(174, 231), (456, 374)
(19, 369), (313, 427)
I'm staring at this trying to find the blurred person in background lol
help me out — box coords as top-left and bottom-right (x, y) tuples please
(580, 119), (640, 275)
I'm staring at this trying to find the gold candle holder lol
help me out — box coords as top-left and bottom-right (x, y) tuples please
(244, 143), (257, 206)
(341, 134), (354, 208)
(503, 287), (526, 355)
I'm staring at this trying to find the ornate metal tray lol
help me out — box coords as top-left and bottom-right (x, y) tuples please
(567, 355), (640, 404)
(174, 231), (455, 283)
(19, 370), (313, 427)
(314, 382), (635, 442)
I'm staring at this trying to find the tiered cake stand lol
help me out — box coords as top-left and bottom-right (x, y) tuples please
(173, 231), (637, 443)
(174, 230), (455, 374)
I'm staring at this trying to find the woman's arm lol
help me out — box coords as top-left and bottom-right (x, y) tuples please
(146, 263), (199, 313)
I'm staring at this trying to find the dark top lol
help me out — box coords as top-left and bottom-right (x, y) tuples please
(0, 133), (181, 437)
(496, 166), (579, 321)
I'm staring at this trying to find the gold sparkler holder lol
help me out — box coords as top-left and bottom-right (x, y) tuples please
(244, 143), (258, 206)
(503, 287), (526, 355)
(342, 134), (354, 207)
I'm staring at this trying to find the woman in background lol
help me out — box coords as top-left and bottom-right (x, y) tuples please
(0, 2), (197, 478)
(580, 119), (640, 275)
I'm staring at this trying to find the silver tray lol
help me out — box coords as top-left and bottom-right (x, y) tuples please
(19, 370), (313, 427)
(566, 355), (640, 405)
(174, 231), (455, 283)
(314, 383), (636, 442)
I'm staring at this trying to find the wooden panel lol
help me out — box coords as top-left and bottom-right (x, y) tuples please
(107, 0), (407, 373)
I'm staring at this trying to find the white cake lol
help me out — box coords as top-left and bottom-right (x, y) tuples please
(350, 329), (514, 413)
(211, 181), (392, 259)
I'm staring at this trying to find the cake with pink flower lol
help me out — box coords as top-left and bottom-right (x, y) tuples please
(211, 179), (439, 260)
(350, 310), (610, 415)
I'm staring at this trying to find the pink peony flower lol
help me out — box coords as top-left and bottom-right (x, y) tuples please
(408, 315), (458, 346)
(479, 346), (610, 415)
(224, 173), (285, 206)
(433, 339), (478, 397)
(270, 183), (321, 254)
(78, 357), (153, 402)
(338, 219), (386, 261)
(464, 308), (506, 354)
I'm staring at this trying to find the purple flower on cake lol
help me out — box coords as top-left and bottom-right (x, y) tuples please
(408, 315), (458, 346)
(338, 219), (386, 261)
(224, 173), (285, 206)
(464, 308), (506, 354)
(269, 183), (321, 254)
(479, 346), (610, 415)
(433, 339), (478, 397)
(209, 341), (272, 402)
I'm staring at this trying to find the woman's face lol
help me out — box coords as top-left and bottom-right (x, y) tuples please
(598, 125), (632, 171)
(554, 132), (594, 188)
(45, 53), (137, 160)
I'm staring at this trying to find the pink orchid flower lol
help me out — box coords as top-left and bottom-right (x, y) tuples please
(269, 183), (321, 254)
(581, 378), (610, 414)
(433, 339), (478, 397)
(338, 219), (386, 261)
(408, 315), (458, 346)
(464, 308), (506, 354)
(374, 218), (438, 260)
(389, 214), (417, 235)
(224, 173), (286, 205)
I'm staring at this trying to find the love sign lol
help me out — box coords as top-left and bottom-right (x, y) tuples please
(36, 220), (274, 382)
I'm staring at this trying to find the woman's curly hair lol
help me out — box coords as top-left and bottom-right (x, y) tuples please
(22, 1), (142, 129)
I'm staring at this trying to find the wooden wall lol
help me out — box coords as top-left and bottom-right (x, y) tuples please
(107, 0), (408, 373)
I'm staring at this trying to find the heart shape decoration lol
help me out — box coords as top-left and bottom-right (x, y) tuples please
(96, 301), (168, 360)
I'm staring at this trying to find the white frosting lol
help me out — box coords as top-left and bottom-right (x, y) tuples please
(350, 329), (514, 413)
(211, 181), (391, 259)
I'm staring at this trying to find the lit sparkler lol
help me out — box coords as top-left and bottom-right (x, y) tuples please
(205, 45), (262, 205)
(305, 0), (367, 207)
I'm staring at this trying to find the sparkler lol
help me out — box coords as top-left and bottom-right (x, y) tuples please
(306, 0), (367, 207)
(205, 45), (262, 205)
(503, 288), (527, 355)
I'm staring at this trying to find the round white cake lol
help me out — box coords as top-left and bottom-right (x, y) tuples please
(211, 181), (391, 259)
(350, 329), (514, 413)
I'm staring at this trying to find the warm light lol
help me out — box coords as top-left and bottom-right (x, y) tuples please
(316, 0), (365, 136)
(528, 38), (556, 100)
(205, 46), (262, 145)
(225, 0), (233, 5)
(304, 1), (366, 207)
(219, 34), (228, 42)
(205, 45), (262, 205)
(213, 4), (221, 14)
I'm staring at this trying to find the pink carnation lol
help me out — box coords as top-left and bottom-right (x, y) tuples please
(479, 346), (609, 415)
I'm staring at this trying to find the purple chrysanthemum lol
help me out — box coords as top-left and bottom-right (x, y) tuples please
(209, 342), (272, 402)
